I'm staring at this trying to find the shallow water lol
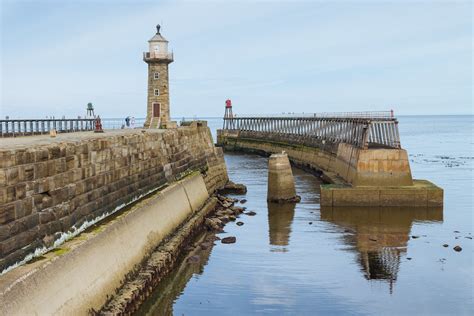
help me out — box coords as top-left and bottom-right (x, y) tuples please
(140, 115), (473, 315)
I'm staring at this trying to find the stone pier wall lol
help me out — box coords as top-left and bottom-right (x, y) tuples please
(217, 130), (442, 207)
(0, 122), (228, 272)
(217, 130), (412, 187)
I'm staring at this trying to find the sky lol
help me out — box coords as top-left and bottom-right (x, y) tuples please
(0, 0), (472, 119)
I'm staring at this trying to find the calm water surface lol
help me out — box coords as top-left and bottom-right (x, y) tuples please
(140, 116), (473, 315)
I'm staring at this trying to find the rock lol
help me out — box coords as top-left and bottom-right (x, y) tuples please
(268, 195), (301, 203)
(220, 216), (230, 224)
(411, 235), (420, 239)
(229, 215), (236, 222)
(407, 257), (412, 260)
(219, 181), (247, 194)
(236, 221), (244, 226)
(240, 199), (247, 204)
(218, 209), (234, 216)
(42, 235), (55, 248)
(221, 236), (236, 244)
(454, 230), (460, 233)
(443, 244), (449, 247)
(230, 206), (245, 214)
(453, 245), (462, 252)
(465, 236), (472, 239)
(200, 242), (212, 250)
(309, 222), (313, 225)
(187, 255), (200, 263)
(205, 218), (223, 231)
(369, 238), (377, 242)
(245, 211), (257, 216)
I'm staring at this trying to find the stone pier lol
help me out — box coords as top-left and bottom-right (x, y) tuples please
(0, 121), (228, 273)
(217, 129), (443, 207)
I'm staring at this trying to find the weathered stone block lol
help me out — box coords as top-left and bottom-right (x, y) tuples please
(48, 146), (62, 160)
(34, 162), (48, 179)
(5, 167), (19, 186)
(0, 203), (15, 225)
(18, 164), (35, 181)
(0, 151), (15, 168)
(0, 187), (6, 204)
(15, 183), (26, 200)
(35, 148), (49, 162)
(0, 169), (6, 186)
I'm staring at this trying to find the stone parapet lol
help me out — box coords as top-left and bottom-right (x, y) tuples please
(0, 125), (228, 272)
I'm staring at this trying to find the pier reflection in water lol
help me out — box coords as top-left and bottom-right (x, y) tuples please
(320, 206), (443, 292)
(267, 202), (296, 251)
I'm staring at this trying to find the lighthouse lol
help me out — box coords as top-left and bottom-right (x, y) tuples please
(143, 24), (174, 128)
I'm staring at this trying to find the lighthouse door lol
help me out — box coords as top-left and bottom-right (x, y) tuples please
(153, 103), (161, 117)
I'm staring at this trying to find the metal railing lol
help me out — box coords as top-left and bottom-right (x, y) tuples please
(222, 113), (401, 149)
(234, 111), (394, 119)
(0, 118), (95, 137)
(0, 117), (149, 138)
(101, 118), (146, 130)
(143, 51), (174, 62)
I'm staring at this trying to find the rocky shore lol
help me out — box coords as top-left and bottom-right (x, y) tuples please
(96, 185), (248, 315)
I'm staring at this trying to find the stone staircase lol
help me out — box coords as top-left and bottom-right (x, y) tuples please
(149, 117), (161, 129)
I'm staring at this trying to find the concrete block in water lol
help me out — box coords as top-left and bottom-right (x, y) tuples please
(267, 153), (301, 203)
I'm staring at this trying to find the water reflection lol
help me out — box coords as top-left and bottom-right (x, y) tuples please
(267, 202), (296, 252)
(137, 233), (215, 315)
(320, 206), (443, 293)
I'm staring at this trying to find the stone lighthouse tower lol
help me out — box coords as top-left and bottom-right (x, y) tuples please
(143, 24), (174, 128)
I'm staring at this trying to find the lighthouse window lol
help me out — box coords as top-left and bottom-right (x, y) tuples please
(154, 89), (160, 96)
(154, 72), (160, 79)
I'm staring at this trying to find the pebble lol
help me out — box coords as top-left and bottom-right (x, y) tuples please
(236, 221), (244, 226)
(465, 236), (472, 239)
(240, 199), (247, 204)
(309, 222), (313, 225)
(453, 245), (462, 252)
(454, 231), (460, 233)
(411, 235), (420, 239)
(221, 236), (236, 244)
(443, 244), (449, 247)
(407, 257), (412, 260)
(245, 211), (257, 216)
